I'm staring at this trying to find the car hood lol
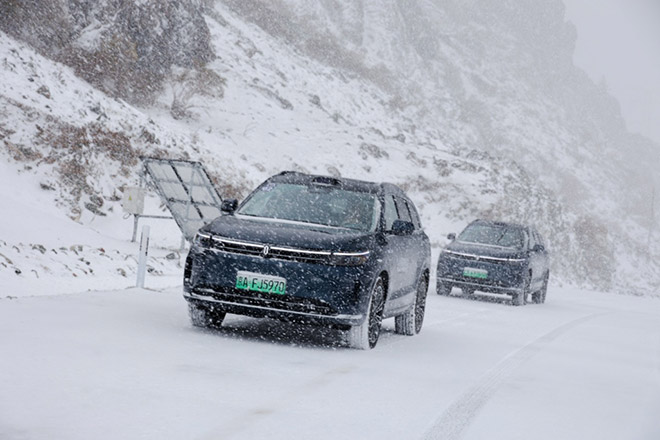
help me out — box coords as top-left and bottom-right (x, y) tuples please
(445, 240), (526, 259)
(202, 214), (374, 252)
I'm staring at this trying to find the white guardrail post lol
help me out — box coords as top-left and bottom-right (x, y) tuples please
(136, 225), (150, 288)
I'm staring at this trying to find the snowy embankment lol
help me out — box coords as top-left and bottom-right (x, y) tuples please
(0, 156), (183, 296)
(1, 285), (658, 439)
(0, 31), (191, 296)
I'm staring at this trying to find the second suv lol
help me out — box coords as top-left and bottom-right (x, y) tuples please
(436, 219), (549, 305)
(183, 171), (431, 349)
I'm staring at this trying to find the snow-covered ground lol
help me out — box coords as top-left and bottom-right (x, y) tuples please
(1, 283), (658, 440)
(1, 5), (659, 438)
(0, 156), (187, 297)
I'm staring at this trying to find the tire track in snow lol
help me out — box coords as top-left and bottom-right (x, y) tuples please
(422, 311), (608, 440)
(196, 364), (356, 440)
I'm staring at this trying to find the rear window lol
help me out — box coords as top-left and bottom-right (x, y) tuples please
(458, 223), (524, 249)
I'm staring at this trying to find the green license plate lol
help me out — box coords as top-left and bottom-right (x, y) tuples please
(463, 268), (488, 279)
(236, 271), (287, 295)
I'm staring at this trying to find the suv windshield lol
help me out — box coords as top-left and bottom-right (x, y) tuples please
(458, 223), (523, 249)
(237, 182), (381, 232)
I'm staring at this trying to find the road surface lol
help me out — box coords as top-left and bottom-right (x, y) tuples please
(1, 285), (659, 439)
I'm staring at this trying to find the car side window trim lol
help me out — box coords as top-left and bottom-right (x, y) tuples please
(535, 230), (545, 248)
(406, 199), (421, 229)
(523, 229), (531, 251)
(383, 194), (398, 231)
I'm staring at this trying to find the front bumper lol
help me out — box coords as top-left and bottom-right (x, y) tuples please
(437, 252), (526, 295)
(436, 277), (524, 295)
(183, 244), (374, 327)
(184, 289), (363, 328)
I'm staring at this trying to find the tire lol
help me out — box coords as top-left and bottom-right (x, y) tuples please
(188, 302), (225, 329)
(414, 277), (428, 334)
(395, 276), (428, 336)
(513, 271), (530, 306)
(347, 277), (385, 350)
(532, 272), (549, 304)
(436, 279), (451, 295)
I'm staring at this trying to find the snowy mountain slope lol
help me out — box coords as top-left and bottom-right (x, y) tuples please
(0, 0), (658, 296)
(213, 0), (660, 293)
(0, 20), (546, 295)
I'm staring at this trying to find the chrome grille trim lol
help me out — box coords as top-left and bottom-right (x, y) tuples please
(209, 236), (332, 262)
(443, 250), (525, 263)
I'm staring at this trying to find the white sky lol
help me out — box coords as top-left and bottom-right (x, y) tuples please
(563, 0), (660, 144)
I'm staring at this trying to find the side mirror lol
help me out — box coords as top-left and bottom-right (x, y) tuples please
(221, 198), (238, 214)
(391, 220), (414, 236)
(532, 244), (545, 252)
(447, 233), (456, 241)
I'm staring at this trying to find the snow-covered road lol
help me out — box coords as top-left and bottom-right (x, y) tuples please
(1, 285), (659, 440)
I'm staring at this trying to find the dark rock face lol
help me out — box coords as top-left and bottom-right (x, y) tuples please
(0, 0), (214, 103)
(0, 0), (74, 53)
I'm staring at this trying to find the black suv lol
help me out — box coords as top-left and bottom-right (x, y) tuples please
(183, 172), (431, 349)
(436, 219), (549, 305)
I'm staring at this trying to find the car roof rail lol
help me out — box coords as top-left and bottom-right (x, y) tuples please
(311, 175), (341, 186)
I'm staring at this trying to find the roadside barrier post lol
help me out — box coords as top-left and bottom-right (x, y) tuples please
(136, 225), (150, 288)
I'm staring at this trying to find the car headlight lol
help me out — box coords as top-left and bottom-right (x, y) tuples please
(193, 232), (212, 248)
(329, 250), (370, 266)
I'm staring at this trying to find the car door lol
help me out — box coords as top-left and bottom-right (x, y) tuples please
(394, 196), (422, 290)
(380, 194), (416, 314)
(397, 196), (427, 288)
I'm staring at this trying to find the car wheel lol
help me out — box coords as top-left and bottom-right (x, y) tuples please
(436, 279), (451, 295)
(414, 277), (428, 334)
(395, 276), (428, 336)
(188, 302), (225, 329)
(533, 272), (549, 304)
(348, 277), (385, 349)
(513, 272), (531, 306)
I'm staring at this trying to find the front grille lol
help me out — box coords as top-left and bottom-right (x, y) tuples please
(444, 250), (523, 264)
(210, 236), (332, 264)
(211, 237), (262, 256)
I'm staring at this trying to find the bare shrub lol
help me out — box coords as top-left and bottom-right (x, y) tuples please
(573, 216), (615, 291)
(33, 121), (148, 214)
(170, 67), (227, 120)
(359, 143), (389, 160)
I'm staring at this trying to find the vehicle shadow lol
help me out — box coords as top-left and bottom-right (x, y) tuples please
(194, 316), (348, 350)
(446, 289), (513, 306)
(191, 316), (412, 350)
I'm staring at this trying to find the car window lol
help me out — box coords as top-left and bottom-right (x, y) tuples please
(238, 182), (380, 232)
(458, 223), (524, 249)
(406, 199), (422, 229)
(383, 195), (398, 231)
(527, 229), (536, 250)
(394, 197), (412, 223)
(535, 230), (545, 247)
